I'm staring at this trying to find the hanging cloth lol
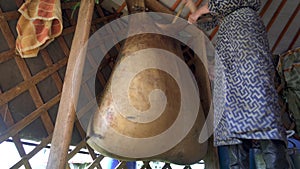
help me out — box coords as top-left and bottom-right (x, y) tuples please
(15, 0), (63, 58)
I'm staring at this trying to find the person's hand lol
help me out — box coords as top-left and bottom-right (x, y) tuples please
(188, 11), (201, 24)
(187, 2), (209, 24)
(181, 0), (200, 24)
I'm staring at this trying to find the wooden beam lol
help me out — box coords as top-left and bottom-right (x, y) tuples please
(171, 0), (181, 11)
(288, 28), (300, 50)
(271, 3), (299, 52)
(15, 0), (24, 8)
(66, 4), (111, 167)
(115, 161), (128, 168)
(11, 134), (53, 169)
(46, 0), (95, 168)
(0, 6), (31, 166)
(0, 49), (15, 64)
(117, 1), (127, 13)
(0, 94), (60, 143)
(14, 57), (54, 135)
(162, 163), (171, 169)
(40, 50), (64, 92)
(145, 0), (174, 15)
(209, 26), (219, 40)
(54, 12), (95, 165)
(95, 5), (121, 51)
(141, 161), (151, 169)
(2, 11), (20, 21)
(0, 6), (64, 141)
(266, 0), (287, 32)
(91, 11), (121, 71)
(0, 58), (67, 106)
(73, 119), (101, 168)
(0, 89), (32, 168)
(57, 37), (71, 56)
(67, 140), (86, 161)
(86, 52), (107, 87)
(259, 0), (272, 17)
(87, 155), (105, 169)
(0, 8), (15, 48)
(11, 136), (33, 169)
(61, 13), (120, 36)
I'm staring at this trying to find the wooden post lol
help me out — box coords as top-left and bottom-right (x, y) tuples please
(46, 0), (95, 168)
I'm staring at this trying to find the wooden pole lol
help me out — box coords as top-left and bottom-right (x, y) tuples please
(144, 0), (174, 15)
(46, 0), (95, 168)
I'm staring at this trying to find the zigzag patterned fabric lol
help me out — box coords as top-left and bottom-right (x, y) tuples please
(204, 0), (287, 146)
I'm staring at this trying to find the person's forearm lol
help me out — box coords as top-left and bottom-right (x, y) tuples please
(195, 2), (210, 16)
(186, 1), (211, 24)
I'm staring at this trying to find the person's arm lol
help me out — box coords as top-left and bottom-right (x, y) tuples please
(187, 2), (210, 24)
(183, 0), (218, 30)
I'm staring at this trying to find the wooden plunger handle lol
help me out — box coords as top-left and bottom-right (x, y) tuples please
(172, 3), (186, 23)
(172, 1), (197, 24)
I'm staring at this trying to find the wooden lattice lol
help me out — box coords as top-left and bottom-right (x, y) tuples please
(0, 1), (119, 168)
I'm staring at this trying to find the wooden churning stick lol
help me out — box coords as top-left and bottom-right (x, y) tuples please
(156, 1), (197, 31)
(172, 1), (197, 24)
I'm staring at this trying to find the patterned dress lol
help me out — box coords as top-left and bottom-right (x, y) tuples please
(198, 0), (287, 146)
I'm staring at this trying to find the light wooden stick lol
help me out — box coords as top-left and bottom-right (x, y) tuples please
(172, 1), (197, 23)
(46, 0), (95, 169)
(172, 2), (186, 23)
